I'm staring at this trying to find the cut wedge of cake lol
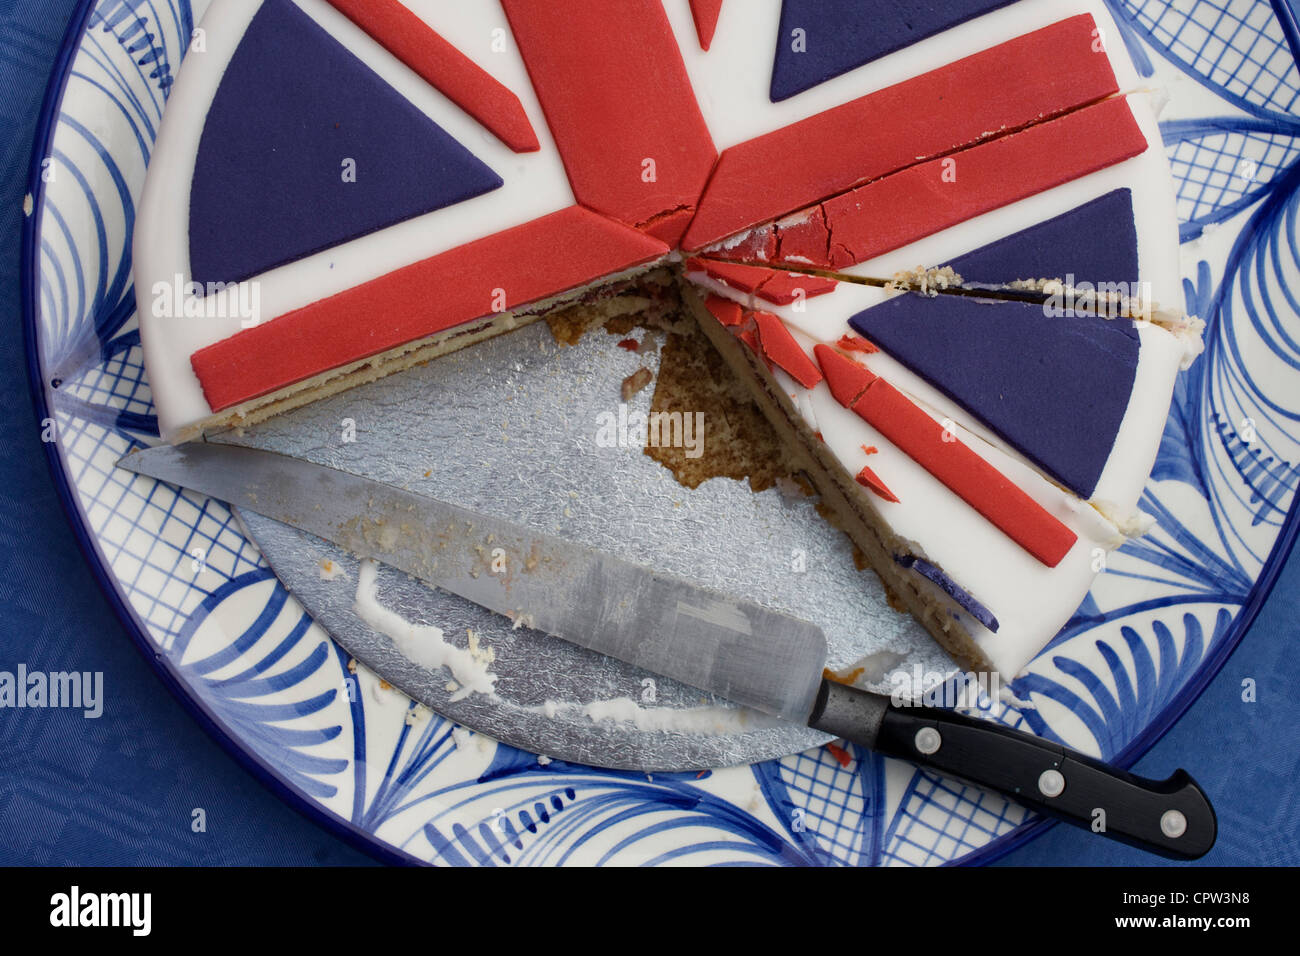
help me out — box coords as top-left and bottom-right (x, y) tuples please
(680, 270), (1189, 679)
(679, 109), (1194, 679)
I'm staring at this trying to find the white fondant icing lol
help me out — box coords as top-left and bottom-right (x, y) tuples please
(528, 697), (779, 734)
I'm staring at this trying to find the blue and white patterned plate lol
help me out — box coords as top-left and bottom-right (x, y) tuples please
(22, 0), (1300, 865)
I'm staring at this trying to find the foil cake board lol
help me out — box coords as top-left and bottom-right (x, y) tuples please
(226, 315), (957, 772)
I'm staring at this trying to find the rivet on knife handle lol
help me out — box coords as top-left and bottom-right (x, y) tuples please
(809, 680), (1216, 860)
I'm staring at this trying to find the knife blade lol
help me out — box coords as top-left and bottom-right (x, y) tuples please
(118, 442), (1216, 859)
(118, 441), (827, 723)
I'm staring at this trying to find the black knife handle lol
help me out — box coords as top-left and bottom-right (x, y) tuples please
(809, 680), (1216, 860)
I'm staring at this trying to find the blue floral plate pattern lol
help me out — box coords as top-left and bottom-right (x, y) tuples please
(22, 0), (1300, 865)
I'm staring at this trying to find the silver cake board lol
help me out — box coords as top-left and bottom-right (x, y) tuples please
(225, 317), (958, 772)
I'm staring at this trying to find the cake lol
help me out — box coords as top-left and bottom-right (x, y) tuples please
(135, 0), (1202, 682)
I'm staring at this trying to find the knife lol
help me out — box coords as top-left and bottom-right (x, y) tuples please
(118, 442), (1216, 859)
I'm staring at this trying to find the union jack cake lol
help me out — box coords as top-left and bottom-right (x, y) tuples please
(135, 0), (1202, 681)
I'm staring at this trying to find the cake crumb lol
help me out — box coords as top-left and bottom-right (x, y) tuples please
(318, 558), (348, 581)
(826, 742), (852, 767)
(621, 367), (654, 400)
(885, 266), (963, 296)
(467, 628), (496, 666)
(544, 292), (658, 345)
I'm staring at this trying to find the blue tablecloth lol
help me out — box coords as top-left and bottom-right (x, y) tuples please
(0, 0), (1294, 867)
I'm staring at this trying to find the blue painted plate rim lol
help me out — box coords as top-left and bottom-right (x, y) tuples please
(20, 0), (1300, 867)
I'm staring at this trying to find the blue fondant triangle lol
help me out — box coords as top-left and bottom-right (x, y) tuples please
(949, 189), (1141, 297)
(770, 0), (1018, 102)
(189, 0), (502, 285)
(849, 295), (1139, 499)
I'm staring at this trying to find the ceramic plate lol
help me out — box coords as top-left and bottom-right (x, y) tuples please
(23, 0), (1300, 865)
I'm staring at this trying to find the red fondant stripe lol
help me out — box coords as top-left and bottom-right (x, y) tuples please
(718, 226), (778, 261)
(192, 207), (668, 412)
(851, 381), (1078, 567)
(753, 311), (822, 389)
(703, 294), (744, 327)
(324, 0), (539, 153)
(690, 258), (837, 304)
(771, 207), (831, 267)
(814, 344), (877, 407)
(689, 0), (725, 51)
(697, 259), (769, 294)
(501, 0), (717, 247)
(837, 335), (878, 354)
(855, 465), (900, 504)
(813, 96), (1147, 268)
(681, 14), (1119, 250)
(739, 327), (767, 368)
(755, 271), (838, 306)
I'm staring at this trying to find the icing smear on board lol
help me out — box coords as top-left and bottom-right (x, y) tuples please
(527, 698), (780, 734)
(351, 560), (777, 735)
(353, 559), (497, 701)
